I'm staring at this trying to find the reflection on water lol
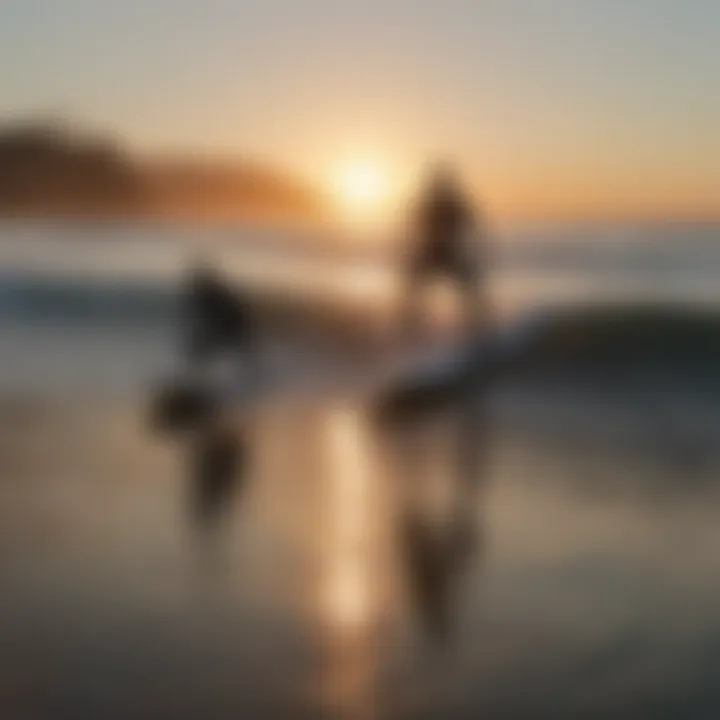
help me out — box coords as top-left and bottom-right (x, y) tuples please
(314, 407), (385, 718)
(324, 408), (374, 634)
(186, 419), (248, 556)
(0, 388), (719, 718)
(389, 387), (488, 647)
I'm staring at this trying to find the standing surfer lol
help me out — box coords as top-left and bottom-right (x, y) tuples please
(402, 163), (487, 341)
(183, 261), (259, 373)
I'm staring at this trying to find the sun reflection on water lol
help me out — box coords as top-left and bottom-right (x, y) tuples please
(308, 405), (397, 717)
(325, 407), (372, 633)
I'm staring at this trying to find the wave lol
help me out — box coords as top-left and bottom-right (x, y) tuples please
(1, 275), (719, 384)
(507, 303), (720, 387)
(0, 274), (179, 326)
(377, 302), (720, 424)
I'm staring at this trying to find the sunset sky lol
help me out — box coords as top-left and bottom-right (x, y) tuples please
(2, 0), (719, 219)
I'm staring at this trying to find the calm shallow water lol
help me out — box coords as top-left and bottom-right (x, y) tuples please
(1, 388), (718, 719)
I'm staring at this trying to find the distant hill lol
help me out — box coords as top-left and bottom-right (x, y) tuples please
(141, 158), (322, 222)
(0, 121), (324, 223)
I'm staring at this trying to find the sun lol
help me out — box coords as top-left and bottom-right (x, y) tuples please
(334, 160), (391, 217)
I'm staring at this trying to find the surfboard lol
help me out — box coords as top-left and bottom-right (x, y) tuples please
(373, 310), (548, 420)
(149, 354), (260, 436)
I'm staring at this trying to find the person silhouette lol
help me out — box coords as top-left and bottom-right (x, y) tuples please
(179, 261), (257, 550)
(183, 260), (259, 373)
(151, 260), (261, 435)
(403, 163), (487, 341)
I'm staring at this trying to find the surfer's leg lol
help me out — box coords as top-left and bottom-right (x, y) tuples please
(456, 263), (491, 343)
(400, 260), (428, 341)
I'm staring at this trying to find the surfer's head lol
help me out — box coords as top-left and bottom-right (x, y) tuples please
(426, 160), (462, 197)
(188, 255), (221, 286)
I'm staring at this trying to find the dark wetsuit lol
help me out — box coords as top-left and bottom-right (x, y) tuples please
(184, 268), (256, 366)
(410, 183), (476, 285)
(403, 178), (485, 336)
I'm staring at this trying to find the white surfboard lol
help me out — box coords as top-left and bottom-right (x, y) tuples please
(373, 310), (550, 417)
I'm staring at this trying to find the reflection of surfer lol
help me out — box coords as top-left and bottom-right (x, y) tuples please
(401, 505), (479, 643)
(392, 385), (488, 646)
(403, 163), (488, 339)
(187, 418), (247, 549)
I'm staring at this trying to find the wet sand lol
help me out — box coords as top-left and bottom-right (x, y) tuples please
(1, 377), (719, 719)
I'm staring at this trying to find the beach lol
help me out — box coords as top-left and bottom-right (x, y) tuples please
(0, 222), (719, 718)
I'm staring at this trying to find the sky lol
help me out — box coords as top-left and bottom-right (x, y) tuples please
(1, 0), (719, 219)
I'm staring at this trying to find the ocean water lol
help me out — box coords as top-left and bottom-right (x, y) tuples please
(0, 220), (717, 393)
(0, 221), (718, 719)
